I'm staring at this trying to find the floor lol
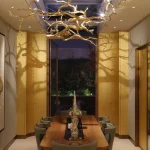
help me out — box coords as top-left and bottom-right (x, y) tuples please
(8, 136), (141, 150)
(148, 136), (150, 150)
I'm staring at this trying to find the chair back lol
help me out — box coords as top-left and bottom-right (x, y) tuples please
(100, 121), (107, 134)
(98, 117), (110, 134)
(36, 123), (49, 130)
(52, 141), (97, 150)
(81, 111), (87, 115)
(35, 125), (46, 150)
(104, 123), (116, 150)
(40, 118), (51, 128)
(42, 117), (52, 121)
(61, 110), (70, 115)
(98, 116), (110, 123)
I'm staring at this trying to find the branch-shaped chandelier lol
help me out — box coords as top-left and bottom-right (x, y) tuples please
(10, 0), (124, 46)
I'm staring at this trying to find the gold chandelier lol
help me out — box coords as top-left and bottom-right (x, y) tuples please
(10, 0), (124, 46)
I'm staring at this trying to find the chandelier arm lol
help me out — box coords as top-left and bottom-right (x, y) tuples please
(62, 29), (97, 46)
(9, 0), (125, 46)
(26, 0), (39, 10)
(105, 2), (115, 15)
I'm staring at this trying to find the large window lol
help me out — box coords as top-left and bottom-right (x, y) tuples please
(50, 39), (96, 115)
(51, 39), (95, 96)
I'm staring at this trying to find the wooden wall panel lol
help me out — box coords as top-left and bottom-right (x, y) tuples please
(26, 32), (35, 134)
(16, 32), (27, 135)
(97, 32), (129, 135)
(17, 32), (47, 135)
(26, 33), (47, 133)
(139, 48), (147, 150)
(119, 32), (129, 135)
(148, 45), (150, 133)
(33, 33), (47, 125)
(97, 33), (119, 133)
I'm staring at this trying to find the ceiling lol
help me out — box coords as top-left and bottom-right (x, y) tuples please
(0, 0), (150, 33)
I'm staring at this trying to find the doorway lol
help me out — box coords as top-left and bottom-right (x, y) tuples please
(135, 43), (150, 150)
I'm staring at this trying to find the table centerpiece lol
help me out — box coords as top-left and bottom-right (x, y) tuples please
(69, 91), (82, 140)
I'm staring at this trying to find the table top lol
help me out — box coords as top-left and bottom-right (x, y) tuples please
(40, 115), (108, 150)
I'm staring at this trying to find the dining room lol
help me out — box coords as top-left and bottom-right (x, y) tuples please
(0, 0), (150, 150)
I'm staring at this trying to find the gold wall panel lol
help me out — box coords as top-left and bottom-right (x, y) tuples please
(16, 32), (27, 135)
(119, 32), (129, 135)
(17, 32), (47, 135)
(97, 33), (119, 133)
(148, 45), (150, 134)
(97, 32), (129, 135)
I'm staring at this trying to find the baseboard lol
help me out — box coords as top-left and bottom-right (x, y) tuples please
(4, 136), (16, 150)
(26, 132), (35, 137)
(128, 136), (136, 146)
(15, 132), (35, 139)
(15, 135), (27, 139)
(147, 130), (150, 135)
(115, 133), (119, 138)
(115, 133), (129, 139)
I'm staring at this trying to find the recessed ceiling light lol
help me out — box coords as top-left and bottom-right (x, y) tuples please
(11, 6), (14, 9)
(29, 26), (31, 28)
(114, 27), (117, 29)
(120, 20), (123, 22)
(36, 0), (39, 2)
(132, 6), (135, 9)
(42, 16), (44, 19)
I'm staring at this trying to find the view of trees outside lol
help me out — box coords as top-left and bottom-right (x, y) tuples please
(51, 40), (95, 96)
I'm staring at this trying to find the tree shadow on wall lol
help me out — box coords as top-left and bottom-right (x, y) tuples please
(97, 33), (134, 102)
(17, 35), (47, 95)
(5, 26), (16, 101)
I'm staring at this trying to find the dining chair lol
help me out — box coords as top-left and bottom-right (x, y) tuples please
(98, 116), (110, 123)
(104, 123), (116, 150)
(36, 123), (49, 130)
(81, 110), (87, 115)
(98, 116), (110, 134)
(100, 121), (107, 134)
(42, 116), (52, 121)
(35, 125), (46, 150)
(40, 118), (51, 128)
(61, 110), (70, 115)
(52, 141), (97, 150)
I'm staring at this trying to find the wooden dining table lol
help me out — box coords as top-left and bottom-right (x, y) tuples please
(40, 115), (108, 150)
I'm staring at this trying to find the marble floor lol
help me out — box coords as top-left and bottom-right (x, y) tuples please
(8, 136), (141, 150)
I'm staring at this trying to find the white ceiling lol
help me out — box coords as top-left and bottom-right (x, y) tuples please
(0, 0), (44, 32)
(0, 0), (150, 33)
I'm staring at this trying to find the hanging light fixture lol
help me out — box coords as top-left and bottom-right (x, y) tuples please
(9, 0), (124, 46)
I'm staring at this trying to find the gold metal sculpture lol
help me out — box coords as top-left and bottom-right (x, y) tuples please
(0, 76), (3, 93)
(9, 0), (125, 46)
(69, 91), (82, 140)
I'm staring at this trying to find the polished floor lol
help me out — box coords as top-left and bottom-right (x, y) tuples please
(8, 136), (141, 150)
(148, 135), (150, 150)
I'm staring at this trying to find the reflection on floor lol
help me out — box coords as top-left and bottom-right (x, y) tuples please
(8, 136), (141, 150)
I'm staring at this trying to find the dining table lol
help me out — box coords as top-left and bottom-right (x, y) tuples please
(40, 115), (108, 150)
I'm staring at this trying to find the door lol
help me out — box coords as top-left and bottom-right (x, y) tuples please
(136, 46), (148, 150)
(139, 47), (147, 150)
